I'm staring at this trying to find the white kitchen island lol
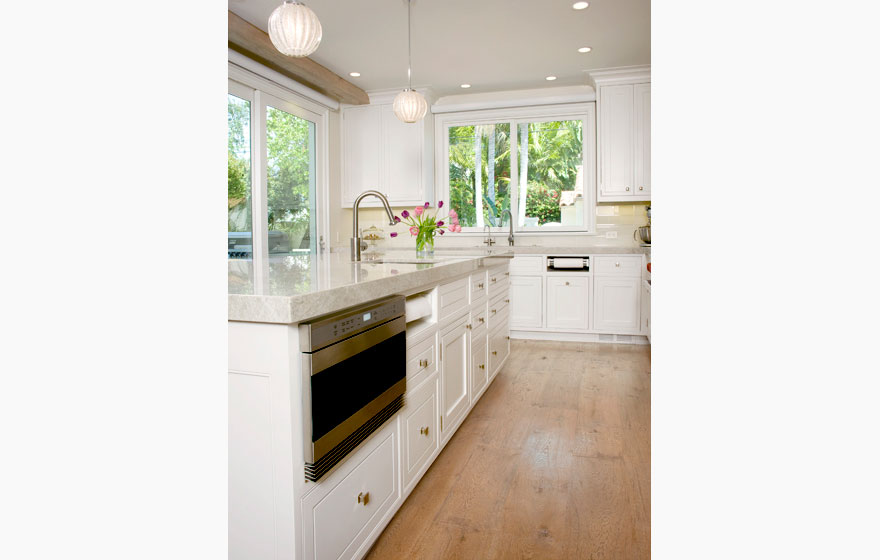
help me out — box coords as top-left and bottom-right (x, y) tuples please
(229, 250), (512, 560)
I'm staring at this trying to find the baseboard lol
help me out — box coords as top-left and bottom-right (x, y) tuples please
(510, 330), (650, 345)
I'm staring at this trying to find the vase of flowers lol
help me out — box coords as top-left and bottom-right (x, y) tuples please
(393, 201), (461, 258)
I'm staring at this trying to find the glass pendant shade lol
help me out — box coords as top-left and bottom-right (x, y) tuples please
(393, 89), (427, 123)
(268, 1), (322, 58)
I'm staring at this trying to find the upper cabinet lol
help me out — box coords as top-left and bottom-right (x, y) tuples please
(341, 90), (434, 208)
(590, 67), (650, 202)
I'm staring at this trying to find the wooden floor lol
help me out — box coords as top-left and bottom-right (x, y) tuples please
(365, 340), (651, 560)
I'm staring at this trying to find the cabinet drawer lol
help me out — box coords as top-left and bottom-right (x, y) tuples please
(471, 304), (488, 331)
(487, 267), (510, 298)
(509, 255), (543, 275)
(488, 291), (510, 328)
(304, 429), (398, 560)
(406, 332), (437, 389)
(593, 256), (642, 276)
(438, 277), (469, 321)
(470, 270), (488, 303)
(471, 333), (489, 398)
(401, 377), (438, 491)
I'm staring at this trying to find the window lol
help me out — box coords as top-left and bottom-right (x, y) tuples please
(439, 104), (595, 233)
(228, 67), (328, 262)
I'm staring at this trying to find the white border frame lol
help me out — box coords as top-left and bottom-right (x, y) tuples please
(434, 103), (596, 235)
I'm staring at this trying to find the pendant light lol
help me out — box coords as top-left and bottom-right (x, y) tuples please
(268, 0), (322, 58)
(393, 0), (428, 123)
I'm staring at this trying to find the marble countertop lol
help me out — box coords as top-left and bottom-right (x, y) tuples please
(431, 245), (649, 255)
(228, 250), (514, 324)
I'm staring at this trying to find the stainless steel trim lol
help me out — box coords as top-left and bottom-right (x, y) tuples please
(309, 377), (406, 463)
(298, 295), (405, 352)
(308, 316), (405, 374)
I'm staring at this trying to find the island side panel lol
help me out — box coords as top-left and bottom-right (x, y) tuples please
(229, 321), (302, 560)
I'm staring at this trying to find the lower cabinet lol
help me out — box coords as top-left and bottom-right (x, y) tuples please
(593, 275), (641, 333)
(301, 426), (399, 560)
(400, 376), (439, 492)
(641, 280), (651, 342)
(509, 275), (543, 329)
(546, 275), (591, 330)
(439, 313), (470, 442)
(488, 323), (510, 378)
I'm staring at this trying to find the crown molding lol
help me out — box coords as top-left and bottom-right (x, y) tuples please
(585, 65), (651, 88)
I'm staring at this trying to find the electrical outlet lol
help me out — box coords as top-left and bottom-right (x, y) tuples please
(605, 231), (618, 239)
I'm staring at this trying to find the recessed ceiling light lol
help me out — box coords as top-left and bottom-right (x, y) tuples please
(460, 84), (471, 88)
(349, 72), (361, 77)
(572, 2), (589, 9)
(578, 46), (592, 53)
(545, 76), (557, 81)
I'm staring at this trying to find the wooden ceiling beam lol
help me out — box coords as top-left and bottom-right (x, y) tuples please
(228, 11), (369, 105)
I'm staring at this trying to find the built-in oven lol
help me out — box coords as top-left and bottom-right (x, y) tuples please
(299, 295), (406, 482)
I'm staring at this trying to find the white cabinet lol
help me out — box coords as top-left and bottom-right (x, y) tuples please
(439, 314), (470, 441)
(546, 276), (591, 330)
(341, 100), (432, 208)
(509, 276), (543, 329)
(593, 276), (641, 333)
(640, 279), (651, 343)
(593, 68), (650, 202)
(400, 376), (439, 493)
(470, 331), (488, 400)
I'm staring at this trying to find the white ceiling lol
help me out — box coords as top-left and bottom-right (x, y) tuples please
(228, 0), (650, 98)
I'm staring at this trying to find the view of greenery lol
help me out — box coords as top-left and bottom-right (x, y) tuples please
(227, 95), (315, 253)
(448, 118), (583, 227)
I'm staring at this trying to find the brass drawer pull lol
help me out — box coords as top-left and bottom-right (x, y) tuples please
(492, 350), (498, 356)
(420, 426), (429, 436)
(477, 282), (484, 289)
(615, 262), (620, 267)
(504, 299), (510, 303)
(479, 364), (485, 369)
(639, 186), (644, 191)
(491, 309), (497, 314)
(466, 323), (472, 330)
(357, 492), (370, 505)
(419, 358), (428, 368)
(564, 281), (570, 286)
(626, 187), (630, 191)
(478, 317), (485, 323)
(491, 277), (497, 283)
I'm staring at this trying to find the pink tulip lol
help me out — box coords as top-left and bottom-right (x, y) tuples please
(390, 232), (398, 237)
(451, 216), (459, 226)
(448, 209), (457, 219)
(424, 202), (430, 208)
(438, 201), (444, 208)
(414, 206), (424, 216)
(409, 226), (419, 236)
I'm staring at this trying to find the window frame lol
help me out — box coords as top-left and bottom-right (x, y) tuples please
(434, 103), (596, 235)
(228, 62), (330, 266)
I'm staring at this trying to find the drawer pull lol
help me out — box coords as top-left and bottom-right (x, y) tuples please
(420, 426), (429, 436)
(615, 262), (620, 267)
(479, 364), (485, 369)
(492, 350), (498, 356)
(477, 282), (484, 289)
(505, 272), (510, 276)
(466, 323), (472, 330)
(491, 309), (497, 315)
(357, 492), (370, 506)
(419, 358), (428, 368)
(491, 277), (497, 283)
(478, 317), (485, 323)
(639, 186), (644, 191)
(564, 281), (570, 286)
(625, 187), (630, 191)
(505, 299), (510, 303)
(506, 336), (510, 340)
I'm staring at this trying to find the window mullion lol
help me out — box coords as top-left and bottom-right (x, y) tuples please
(509, 119), (519, 232)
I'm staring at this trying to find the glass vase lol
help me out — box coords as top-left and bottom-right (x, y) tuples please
(415, 230), (435, 258)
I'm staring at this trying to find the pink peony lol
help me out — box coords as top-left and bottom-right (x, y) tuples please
(414, 206), (424, 216)
(448, 209), (457, 219)
(409, 226), (419, 236)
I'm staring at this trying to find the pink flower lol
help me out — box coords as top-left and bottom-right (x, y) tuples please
(451, 216), (459, 226)
(448, 209), (457, 219)
(414, 206), (424, 217)
(390, 232), (398, 237)
(401, 210), (410, 219)
(409, 226), (419, 236)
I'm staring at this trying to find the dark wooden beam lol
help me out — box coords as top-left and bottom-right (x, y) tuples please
(228, 11), (369, 105)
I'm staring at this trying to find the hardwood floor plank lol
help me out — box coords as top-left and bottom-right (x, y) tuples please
(365, 340), (651, 560)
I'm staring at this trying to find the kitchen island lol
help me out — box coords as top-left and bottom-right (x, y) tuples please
(229, 250), (513, 560)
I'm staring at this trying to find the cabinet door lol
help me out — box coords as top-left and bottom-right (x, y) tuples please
(546, 276), (590, 330)
(633, 83), (651, 198)
(342, 105), (381, 205)
(401, 377), (439, 492)
(470, 330), (488, 399)
(439, 315), (470, 439)
(382, 105), (424, 206)
(593, 276), (640, 333)
(599, 84), (634, 197)
(509, 276), (543, 329)
(641, 281), (651, 341)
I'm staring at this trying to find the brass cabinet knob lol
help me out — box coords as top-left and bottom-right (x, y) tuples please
(615, 262), (620, 267)
(491, 309), (497, 314)
(479, 364), (485, 369)
(505, 272), (510, 276)
(564, 281), (570, 286)
(477, 282), (484, 289)
(491, 277), (497, 283)
(357, 492), (370, 505)
(492, 350), (498, 355)
(626, 187), (630, 191)
(505, 299), (510, 303)
(478, 317), (485, 323)
(466, 323), (472, 330)
(419, 358), (428, 368)
(420, 426), (429, 436)
(639, 186), (644, 191)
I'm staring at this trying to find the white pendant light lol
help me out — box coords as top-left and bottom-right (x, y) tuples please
(268, 0), (322, 58)
(393, 0), (427, 123)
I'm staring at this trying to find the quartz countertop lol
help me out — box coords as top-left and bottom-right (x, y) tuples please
(228, 250), (513, 324)
(430, 245), (649, 255)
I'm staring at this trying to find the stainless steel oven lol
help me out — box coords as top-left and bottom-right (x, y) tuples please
(299, 295), (406, 482)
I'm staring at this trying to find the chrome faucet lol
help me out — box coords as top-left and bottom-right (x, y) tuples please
(501, 209), (514, 246)
(352, 190), (396, 261)
(483, 225), (495, 246)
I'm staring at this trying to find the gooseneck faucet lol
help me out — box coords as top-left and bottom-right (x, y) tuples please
(501, 209), (514, 246)
(352, 190), (396, 261)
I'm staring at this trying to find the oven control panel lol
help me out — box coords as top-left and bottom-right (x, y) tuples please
(301, 296), (406, 352)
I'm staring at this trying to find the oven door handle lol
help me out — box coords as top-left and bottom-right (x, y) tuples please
(306, 316), (406, 375)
